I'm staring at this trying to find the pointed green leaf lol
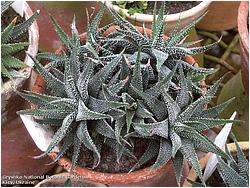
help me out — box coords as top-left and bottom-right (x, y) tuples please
(76, 100), (111, 121)
(151, 138), (172, 171)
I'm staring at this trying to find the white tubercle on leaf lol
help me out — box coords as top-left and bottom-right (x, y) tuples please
(11, 0), (25, 17)
(20, 114), (59, 152)
(203, 111), (237, 182)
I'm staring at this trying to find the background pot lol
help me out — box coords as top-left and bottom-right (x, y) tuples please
(1, 2), (39, 124)
(238, 1), (249, 93)
(35, 172), (107, 187)
(183, 141), (249, 187)
(196, 1), (241, 31)
(28, 1), (112, 52)
(25, 25), (199, 187)
(105, 1), (211, 34)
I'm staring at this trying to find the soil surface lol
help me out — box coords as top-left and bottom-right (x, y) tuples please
(66, 137), (156, 173)
(146, 1), (201, 15)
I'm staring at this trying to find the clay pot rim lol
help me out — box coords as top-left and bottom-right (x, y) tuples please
(238, 1), (249, 52)
(31, 25), (202, 184)
(183, 141), (249, 187)
(35, 172), (107, 187)
(2, 2), (39, 93)
(104, 1), (212, 22)
(48, 152), (177, 185)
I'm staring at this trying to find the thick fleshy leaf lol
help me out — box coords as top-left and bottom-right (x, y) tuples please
(88, 96), (128, 113)
(47, 129), (74, 165)
(76, 100), (111, 121)
(34, 112), (76, 159)
(173, 151), (184, 187)
(196, 98), (235, 118)
(77, 61), (93, 103)
(11, 10), (40, 40)
(164, 14), (205, 47)
(1, 16), (15, 43)
(169, 130), (182, 157)
(71, 136), (81, 171)
(176, 95), (213, 122)
(89, 51), (123, 97)
(217, 157), (248, 187)
(95, 119), (115, 139)
(135, 100), (153, 118)
(146, 63), (178, 98)
(130, 85), (167, 121)
(152, 48), (169, 72)
(175, 123), (228, 159)
(130, 141), (159, 172)
(126, 109), (135, 133)
(17, 108), (72, 120)
(115, 117), (125, 144)
(162, 88), (181, 124)
(184, 117), (241, 132)
(64, 50), (80, 100)
(132, 119), (168, 139)
(28, 54), (65, 96)
(180, 139), (204, 184)
(151, 138), (172, 171)
(130, 48), (143, 91)
(77, 121), (100, 165)
(50, 15), (73, 49)
(203, 112), (236, 181)
(176, 64), (191, 108)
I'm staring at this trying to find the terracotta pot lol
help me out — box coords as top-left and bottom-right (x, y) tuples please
(238, 1), (249, 94)
(35, 172), (107, 187)
(28, 1), (113, 52)
(28, 25), (208, 186)
(183, 142), (249, 187)
(1, 2), (39, 124)
(105, 1), (211, 34)
(46, 153), (188, 187)
(196, 1), (241, 31)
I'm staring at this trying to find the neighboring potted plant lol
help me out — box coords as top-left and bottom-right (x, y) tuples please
(184, 136), (249, 186)
(1, 1), (39, 123)
(18, 3), (240, 187)
(1, 1), (54, 183)
(238, 1), (249, 94)
(104, 1), (211, 34)
(104, 1), (210, 64)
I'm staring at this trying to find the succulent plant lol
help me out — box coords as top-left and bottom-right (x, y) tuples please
(188, 134), (249, 187)
(1, 2), (39, 82)
(217, 135), (249, 187)
(1, 1), (14, 14)
(17, 2), (241, 186)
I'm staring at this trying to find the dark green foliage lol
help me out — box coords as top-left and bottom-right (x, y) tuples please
(17, 2), (240, 185)
(113, 1), (148, 16)
(1, 6), (39, 82)
(1, 1), (14, 14)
